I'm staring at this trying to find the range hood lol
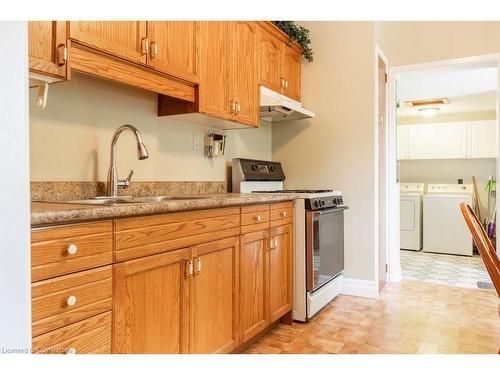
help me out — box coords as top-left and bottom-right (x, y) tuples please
(259, 86), (315, 122)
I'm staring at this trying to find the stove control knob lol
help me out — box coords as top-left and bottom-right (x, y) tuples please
(269, 165), (276, 172)
(251, 164), (258, 171)
(314, 200), (320, 208)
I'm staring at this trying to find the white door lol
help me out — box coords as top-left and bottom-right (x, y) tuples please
(469, 120), (497, 158)
(397, 125), (409, 160)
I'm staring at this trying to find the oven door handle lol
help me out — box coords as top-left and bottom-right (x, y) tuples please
(312, 206), (349, 215)
(306, 211), (321, 291)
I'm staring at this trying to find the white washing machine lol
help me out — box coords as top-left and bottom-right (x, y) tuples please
(400, 182), (425, 251)
(423, 184), (473, 256)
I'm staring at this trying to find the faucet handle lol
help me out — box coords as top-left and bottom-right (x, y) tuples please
(118, 169), (134, 189)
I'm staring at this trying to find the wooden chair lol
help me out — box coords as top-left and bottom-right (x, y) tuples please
(460, 202), (500, 354)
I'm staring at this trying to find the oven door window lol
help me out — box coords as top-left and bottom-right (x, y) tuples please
(306, 207), (346, 292)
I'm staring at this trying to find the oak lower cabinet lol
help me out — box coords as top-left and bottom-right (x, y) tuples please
(239, 230), (269, 342)
(189, 237), (239, 353)
(28, 21), (68, 80)
(113, 236), (239, 354)
(238, 202), (294, 342)
(113, 247), (191, 354)
(268, 224), (293, 323)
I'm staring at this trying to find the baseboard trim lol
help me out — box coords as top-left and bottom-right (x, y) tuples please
(341, 278), (378, 298)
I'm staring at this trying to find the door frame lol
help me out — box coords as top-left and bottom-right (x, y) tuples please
(386, 53), (500, 282)
(375, 45), (390, 290)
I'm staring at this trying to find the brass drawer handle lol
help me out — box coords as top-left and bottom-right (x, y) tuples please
(67, 244), (78, 255)
(150, 42), (158, 59)
(255, 215), (262, 222)
(66, 347), (77, 354)
(281, 211), (287, 218)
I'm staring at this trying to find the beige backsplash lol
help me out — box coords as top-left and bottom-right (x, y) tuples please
(31, 181), (227, 201)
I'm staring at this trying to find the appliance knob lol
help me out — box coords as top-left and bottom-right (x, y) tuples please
(251, 164), (258, 171)
(269, 165), (276, 172)
(314, 200), (320, 208)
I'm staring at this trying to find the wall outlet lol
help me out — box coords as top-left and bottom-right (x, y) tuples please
(192, 133), (203, 152)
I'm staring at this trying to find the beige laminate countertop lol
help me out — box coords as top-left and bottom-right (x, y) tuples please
(31, 193), (302, 227)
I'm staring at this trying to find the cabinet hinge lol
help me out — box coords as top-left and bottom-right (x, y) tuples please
(57, 44), (68, 66)
(385, 264), (388, 273)
(384, 73), (388, 84)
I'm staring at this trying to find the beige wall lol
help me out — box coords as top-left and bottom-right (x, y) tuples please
(29, 73), (271, 182)
(376, 21), (500, 66)
(273, 22), (377, 281)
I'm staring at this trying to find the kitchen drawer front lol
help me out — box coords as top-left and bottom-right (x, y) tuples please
(114, 207), (240, 261)
(33, 311), (112, 354)
(31, 221), (113, 282)
(270, 201), (293, 227)
(240, 208), (270, 234)
(32, 266), (112, 336)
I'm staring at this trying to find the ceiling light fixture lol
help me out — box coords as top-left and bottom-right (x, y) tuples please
(418, 107), (440, 118)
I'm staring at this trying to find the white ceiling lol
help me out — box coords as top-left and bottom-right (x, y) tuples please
(398, 67), (497, 102)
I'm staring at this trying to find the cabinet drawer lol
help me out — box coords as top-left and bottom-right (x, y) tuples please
(33, 311), (111, 354)
(31, 221), (113, 282)
(270, 202), (293, 226)
(241, 204), (270, 234)
(115, 207), (240, 261)
(32, 266), (112, 337)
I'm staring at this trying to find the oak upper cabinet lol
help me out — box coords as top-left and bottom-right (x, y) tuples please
(232, 21), (259, 126)
(268, 224), (293, 323)
(147, 21), (198, 83)
(69, 21), (147, 64)
(196, 21), (259, 127)
(198, 21), (233, 121)
(259, 28), (283, 93)
(239, 230), (269, 342)
(189, 237), (239, 354)
(281, 43), (301, 101)
(113, 248), (191, 354)
(258, 23), (302, 101)
(28, 21), (68, 79)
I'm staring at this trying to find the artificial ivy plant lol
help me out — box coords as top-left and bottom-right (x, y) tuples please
(272, 21), (313, 62)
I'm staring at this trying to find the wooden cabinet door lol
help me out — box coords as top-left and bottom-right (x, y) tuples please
(69, 21), (147, 64)
(198, 21), (233, 120)
(147, 21), (198, 83)
(239, 230), (269, 342)
(28, 21), (67, 79)
(232, 21), (259, 127)
(281, 44), (302, 101)
(268, 224), (293, 323)
(259, 28), (283, 93)
(189, 236), (239, 354)
(113, 248), (191, 354)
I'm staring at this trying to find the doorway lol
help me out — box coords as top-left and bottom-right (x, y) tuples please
(386, 55), (500, 290)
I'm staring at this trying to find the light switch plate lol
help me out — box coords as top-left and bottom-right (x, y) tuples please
(192, 133), (203, 152)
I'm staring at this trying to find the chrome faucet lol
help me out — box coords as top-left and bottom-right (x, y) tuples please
(107, 124), (149, 197)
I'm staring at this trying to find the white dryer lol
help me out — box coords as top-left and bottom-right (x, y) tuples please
(400, 182), (425, 251)
(423, 184), (473, 256)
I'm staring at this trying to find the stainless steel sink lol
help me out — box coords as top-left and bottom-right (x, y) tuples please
(134, 195), (209, 202)
(63, 197), (142, 205)
(46, 195), (210, 206)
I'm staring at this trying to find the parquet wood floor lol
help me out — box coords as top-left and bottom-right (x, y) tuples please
(244, 281), (500, 354)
